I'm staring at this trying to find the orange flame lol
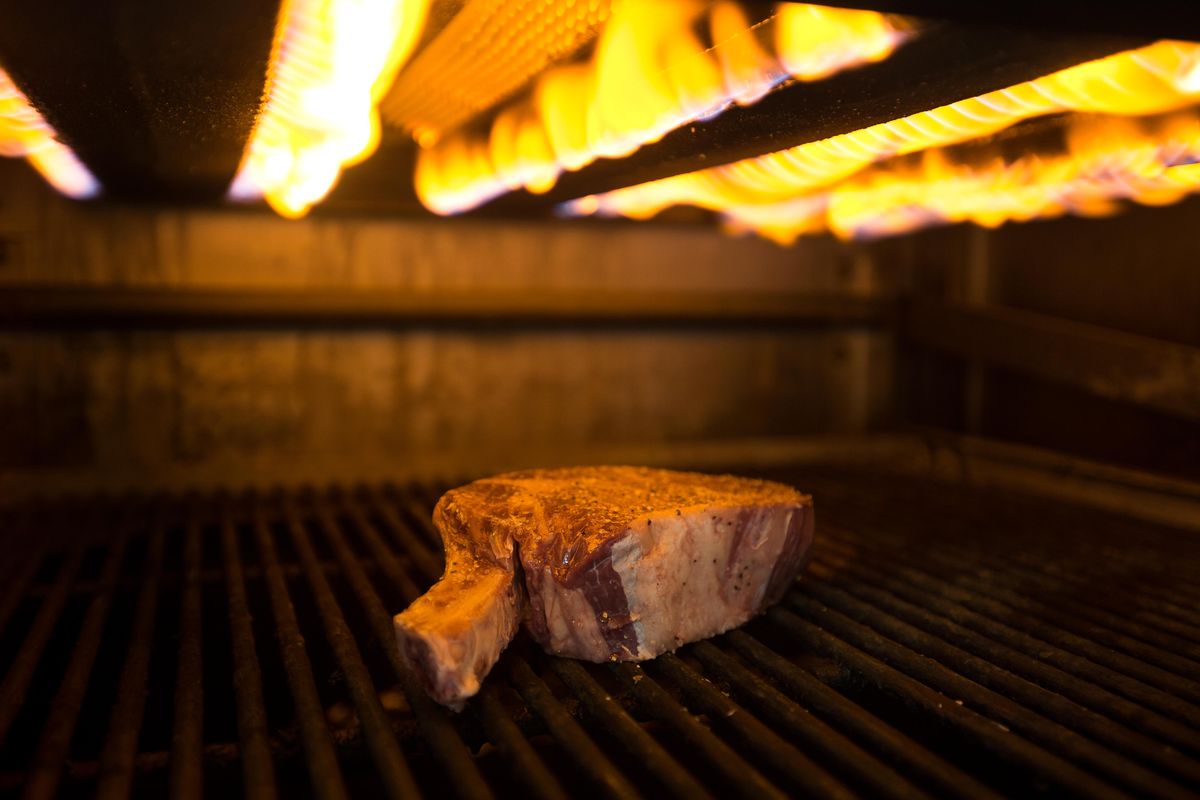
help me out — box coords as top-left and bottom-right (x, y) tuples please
(0, 67), (98, 198)
(229, 0), (431, 218)
(710, 111), (1200, 243)
(568, 40), (1200, 242)
(414, 2), (910, 214)
(818, 112), (1200, 239)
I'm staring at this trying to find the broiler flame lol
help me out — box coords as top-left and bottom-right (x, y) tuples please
(0, 67), (98, 199)
(228, 0), (431, 218)
(834, 113), (1200, 237)
(568, 40), (1200, 242)
(414, 1), (911, 214)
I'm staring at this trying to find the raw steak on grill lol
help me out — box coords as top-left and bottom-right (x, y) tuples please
(394, 466), (813, 707)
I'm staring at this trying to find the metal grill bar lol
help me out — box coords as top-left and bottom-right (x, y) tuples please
(673, 643), (923, 800)
(766, 605), (1129, 799)
(97, 518), (166, 800)
(476, 682), (568, 800)
(903, 557), (1200, 684)
(549, 658), (713, 800)
(250, 506), (349, 800)
(815, 537), (1200, 768)
(611, 662), (785, 800)
(1059, 572), (1200, 624)
(798, 568), (1191, 798)
(0, 547), (85, 749)
(168, 518), (205, 800)
(388, 486), (447, 554)
(849, 563), (1199, 723)
(824, 510), (1200, 722)
(0, 467), (1196, 797)
(340, 500), (425, 601)
(219, 507), (277, 800)
(0, 517), (43, 639)
(504, 657), (638, 800)
(954, 548), (1200, 651)
(281, 496), (419, 799)
(20, 558), (381, 600)
(21, 517), (131, 800)
(371, 492), (446, 580)
(960, 571), (1200, 678)
(647, 654), (857, 799)
(1054, 576), (1200, 631)
(1012, 570), (1200, 647)
(717, 629), (1002, 799)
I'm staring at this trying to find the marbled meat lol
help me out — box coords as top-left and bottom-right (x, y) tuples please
(394, 466), (813, 707)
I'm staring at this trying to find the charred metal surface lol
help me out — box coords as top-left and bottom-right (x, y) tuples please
(817, 1), (1200, 41)
(487, 24), (1145, 209)
(0, 468), (1197, 796)
(0, 0), (279, 200)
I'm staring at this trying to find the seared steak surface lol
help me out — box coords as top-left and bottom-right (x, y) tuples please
(394, 466), (813, 707)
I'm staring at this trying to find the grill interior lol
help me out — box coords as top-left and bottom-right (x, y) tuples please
(1, 465), (1198, 798)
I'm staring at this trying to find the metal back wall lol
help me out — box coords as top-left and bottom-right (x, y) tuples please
(893, 199), (1200, 480)
(0, 161), (895, 494)
(0, 466), (1198, 797)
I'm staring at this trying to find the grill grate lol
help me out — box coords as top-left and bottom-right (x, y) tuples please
(0, 466), (1198, 798)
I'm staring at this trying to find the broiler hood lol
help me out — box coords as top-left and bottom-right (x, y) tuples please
(2, 1), (1200, 238)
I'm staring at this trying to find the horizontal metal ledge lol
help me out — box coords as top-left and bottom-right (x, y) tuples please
(486, 24), (1143, 209)
(0, 285), (894, 330)
(904, 299), (1200, 422)
(0, 434), (923, 505)
(918, 430), (1200, 531)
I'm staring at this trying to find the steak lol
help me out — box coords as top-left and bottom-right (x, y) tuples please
(394, 466), (813, 707)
